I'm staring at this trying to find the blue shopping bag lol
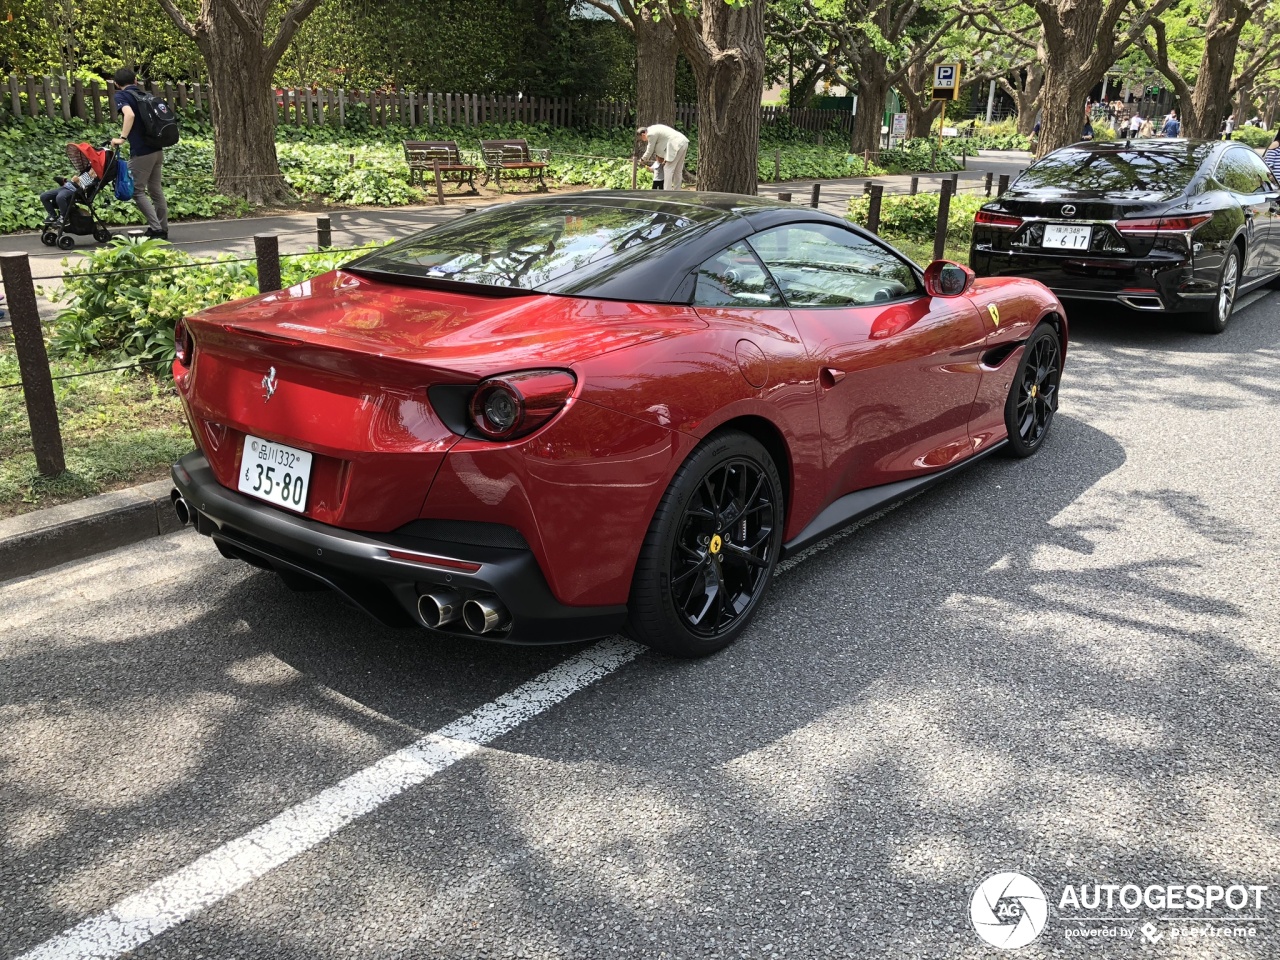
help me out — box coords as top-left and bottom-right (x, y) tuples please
(114, 156), (135, 202)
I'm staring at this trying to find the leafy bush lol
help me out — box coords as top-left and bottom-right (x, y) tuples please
(1231, 126), (1274, 148)
(846, 192), (986, 247)
(879, 139), (964, 174)
(48, 236), (388, 363)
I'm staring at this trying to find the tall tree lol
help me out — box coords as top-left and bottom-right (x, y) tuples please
(153, 0), (325, 203)
(785, 0), (964, 154)
(1137, 0), (1280, 138)
(978, 0), (1176, 154)
(581, 0), (678, 126)
(668, 0), (766, 194)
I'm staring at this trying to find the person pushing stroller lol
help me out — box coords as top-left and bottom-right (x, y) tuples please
(40, 143), (104, 228)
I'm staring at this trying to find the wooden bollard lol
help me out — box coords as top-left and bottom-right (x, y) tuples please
(0, 252), (64, 476)
(255, 234), (281, 293)
(868, 184), (883, 235)
(810, 183), (821, 208)
(933, 179), (953, 262)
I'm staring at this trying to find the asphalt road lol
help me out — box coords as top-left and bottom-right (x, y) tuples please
(4, 288), (1280, 959)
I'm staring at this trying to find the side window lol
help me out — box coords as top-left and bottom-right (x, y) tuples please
(1237, 150), (1278, 193)
(692, 242), (785, 308)
(1217, 150), (1265, 194)
(747, 223), (921, 308)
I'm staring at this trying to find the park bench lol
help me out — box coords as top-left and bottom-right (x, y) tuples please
(402, 140), (479, 193)
(479, 139), (550, 192)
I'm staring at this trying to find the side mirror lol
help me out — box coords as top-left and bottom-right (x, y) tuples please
(923, 260), (975, 298)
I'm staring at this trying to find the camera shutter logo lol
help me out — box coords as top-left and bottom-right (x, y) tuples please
(970, 872), (1049, 949)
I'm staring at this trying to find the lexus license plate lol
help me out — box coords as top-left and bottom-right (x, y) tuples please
(238, 435), (313, 512)
(1042, 223), (1092, 250)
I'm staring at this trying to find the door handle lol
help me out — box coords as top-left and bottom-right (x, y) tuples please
(820, 367), (846, 389)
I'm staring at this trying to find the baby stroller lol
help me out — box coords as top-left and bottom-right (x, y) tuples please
(40, 143), (120, 250)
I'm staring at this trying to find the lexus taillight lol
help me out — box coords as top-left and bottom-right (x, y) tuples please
(468, 369), (576, 440)
(975, 210), (1023, 229)
(174, 318), (194, 366)
(1114, 214), (1214, 234)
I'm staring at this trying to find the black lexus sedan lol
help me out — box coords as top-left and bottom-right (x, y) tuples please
(971, 139), (1280, 332)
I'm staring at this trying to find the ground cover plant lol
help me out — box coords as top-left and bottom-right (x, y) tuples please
(0, 115), (881, 232)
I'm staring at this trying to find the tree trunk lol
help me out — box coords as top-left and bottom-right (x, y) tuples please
(902, 62), (941, 139)
(1185, 1), (1246, 139)
(672, 0), (766, 195)
(1011, 64), (1044, 135)
(634, 11), (677, 127)
(1038, 49), (1093, 155)
(849, 57), (888, 154)
(202, 16), (291, 205)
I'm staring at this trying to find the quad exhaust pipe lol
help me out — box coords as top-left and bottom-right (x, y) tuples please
(463, 597), (510, 635)
(417, 591), (463, 629)
(418, 591), (509, 635)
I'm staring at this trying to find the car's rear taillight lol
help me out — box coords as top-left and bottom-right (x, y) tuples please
(975, 210), (1023, 229)
(468, 369), (576, 440)
(1114, 213), (1214, 234)
(174, 318), (194, 366)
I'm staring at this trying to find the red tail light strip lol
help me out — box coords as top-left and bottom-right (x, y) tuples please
(974, 210), (1023, 229)
(385, 550), (482, 573)
(1115, 214), (1214, 234)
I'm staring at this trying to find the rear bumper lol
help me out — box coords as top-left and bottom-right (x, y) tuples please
(970, 248), (1216, 313)
(171, 452), (626, 645)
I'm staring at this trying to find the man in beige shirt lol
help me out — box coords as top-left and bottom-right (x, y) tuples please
(638, 124), (690, 190)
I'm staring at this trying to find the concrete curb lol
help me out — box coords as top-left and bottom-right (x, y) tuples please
(0, 479), (185, 584)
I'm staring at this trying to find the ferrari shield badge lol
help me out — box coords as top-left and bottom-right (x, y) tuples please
(987, 304), (1000, 327)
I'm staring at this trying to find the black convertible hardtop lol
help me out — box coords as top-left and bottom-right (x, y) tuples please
(345, 190), (857, 304)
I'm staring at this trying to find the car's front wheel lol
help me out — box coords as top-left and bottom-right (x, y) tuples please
(1002, 322), (1062, 458)
(627, 430), (784, 658)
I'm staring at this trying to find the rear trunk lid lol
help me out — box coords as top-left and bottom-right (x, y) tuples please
(180, 270), (699, 531)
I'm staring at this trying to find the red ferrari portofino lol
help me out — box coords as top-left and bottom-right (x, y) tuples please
(170, 192), (1067, 657)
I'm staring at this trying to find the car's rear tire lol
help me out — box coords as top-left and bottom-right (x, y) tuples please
(1001, 322), (1062, 458)
(627, 430), (784, 658)
(1189, 247), (1239, 334)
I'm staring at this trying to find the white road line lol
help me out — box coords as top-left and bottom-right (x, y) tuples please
(15, 637), (641, 960)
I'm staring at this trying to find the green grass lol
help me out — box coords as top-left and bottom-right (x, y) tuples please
(0, 345), (190, 518)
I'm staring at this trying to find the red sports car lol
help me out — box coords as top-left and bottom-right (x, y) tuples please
(170, 192), (1067, 657)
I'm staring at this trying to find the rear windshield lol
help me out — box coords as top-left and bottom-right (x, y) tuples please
(346, 202), (694, 291)
(1019, 146), (1211, 195)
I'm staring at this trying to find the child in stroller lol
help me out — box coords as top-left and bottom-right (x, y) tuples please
(39, 142), (119, 250)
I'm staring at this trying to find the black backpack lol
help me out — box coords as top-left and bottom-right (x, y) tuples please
(131, 90), (180, 149)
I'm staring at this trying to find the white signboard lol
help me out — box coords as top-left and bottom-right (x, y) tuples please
(891, 113), (908, 137)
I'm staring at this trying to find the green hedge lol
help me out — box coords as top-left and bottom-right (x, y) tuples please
(1231, 126), (1274, 148)
(846, 192), (986, 247)
(49, 236), (388, 363)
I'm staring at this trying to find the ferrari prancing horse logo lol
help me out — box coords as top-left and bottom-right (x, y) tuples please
(986, 304), (1001, 327)
(261, 366), (278, 403)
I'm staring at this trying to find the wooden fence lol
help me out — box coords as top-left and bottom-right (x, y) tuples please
(0, 73), (852, 134)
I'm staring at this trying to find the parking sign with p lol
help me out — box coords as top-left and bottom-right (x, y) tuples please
(931, 63), (962, 101)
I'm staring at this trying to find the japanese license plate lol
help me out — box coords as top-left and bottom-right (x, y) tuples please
(238, 435), (312, 512)
(1042, 223), (1092, 250)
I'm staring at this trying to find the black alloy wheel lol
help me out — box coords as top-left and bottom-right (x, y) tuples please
(628, 431), (784, 657)
(1002, 323), (1061, 458)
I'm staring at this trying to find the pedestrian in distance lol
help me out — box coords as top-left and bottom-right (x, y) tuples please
(1139, 116), (1156, 138)
(1127, 112), (1143, 138)
(650, 159), (663, 190)
(1081, 115), (1094, 141)
(111, 67), (169, 239)
(1221, 115), (1235, 140)
(1263, 130), (1280, 182)
(637, 124), (690, 191)
(1161, 110), (1181, 138)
